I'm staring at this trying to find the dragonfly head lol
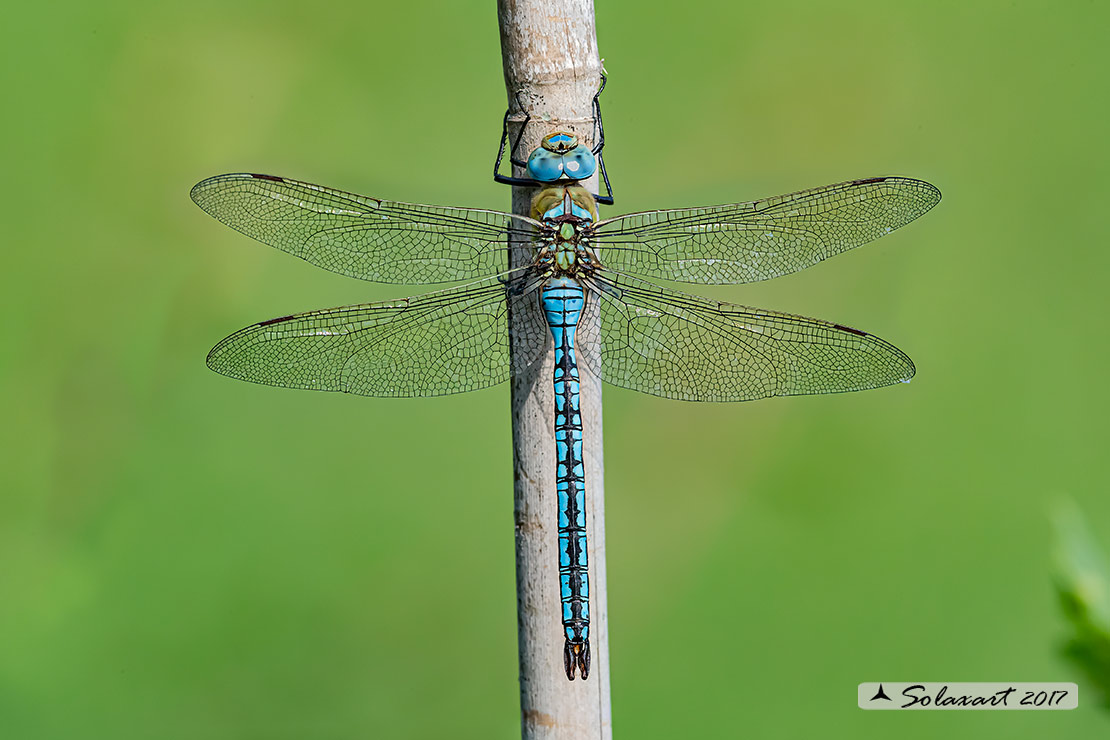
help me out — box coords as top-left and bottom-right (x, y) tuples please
(526, 131), (598, 183)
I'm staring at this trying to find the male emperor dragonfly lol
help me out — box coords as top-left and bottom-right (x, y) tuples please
(192, 100), (940, 681)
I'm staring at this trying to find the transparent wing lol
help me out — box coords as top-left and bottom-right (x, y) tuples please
(577, 272), (914, 402)
(591, 177), (940, 284)
(191, 173), (540, 284)
(207, 271), (550, 397)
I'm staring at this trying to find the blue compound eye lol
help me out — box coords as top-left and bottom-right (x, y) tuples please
(560, 146), (597, 180)
(527, 148), (564, 182)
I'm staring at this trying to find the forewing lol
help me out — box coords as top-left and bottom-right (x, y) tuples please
(579, 273), (914, 402)
(591, 177), (940, 284)
(191, 173), (539, 284)
(207, 273), (548, 397)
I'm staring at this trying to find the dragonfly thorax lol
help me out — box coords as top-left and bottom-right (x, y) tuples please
(532, 186), (600, 276)
(532, 184), (598, 223)
(539, 221), (595, 275)
(553, 230), (579, 272)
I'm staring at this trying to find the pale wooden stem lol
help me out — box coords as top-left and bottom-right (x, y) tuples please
(498, 2), (612, 739)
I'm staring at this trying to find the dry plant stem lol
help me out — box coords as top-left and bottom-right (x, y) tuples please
(498, 1), (612, 738)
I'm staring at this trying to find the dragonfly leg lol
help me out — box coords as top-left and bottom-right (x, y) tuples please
(564, 638), (591, 681)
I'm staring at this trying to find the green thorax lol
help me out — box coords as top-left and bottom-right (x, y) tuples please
(530, 185), (599, 276)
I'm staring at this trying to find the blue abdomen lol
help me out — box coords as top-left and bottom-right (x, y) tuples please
(541, 277), (591, 679)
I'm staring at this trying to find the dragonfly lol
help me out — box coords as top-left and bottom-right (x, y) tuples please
(192, 93), (940, 681)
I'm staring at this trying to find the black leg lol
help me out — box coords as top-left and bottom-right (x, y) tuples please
(493, 73), (615, 205)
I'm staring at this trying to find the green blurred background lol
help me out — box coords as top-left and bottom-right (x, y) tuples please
(3, 0), (1107, 737)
